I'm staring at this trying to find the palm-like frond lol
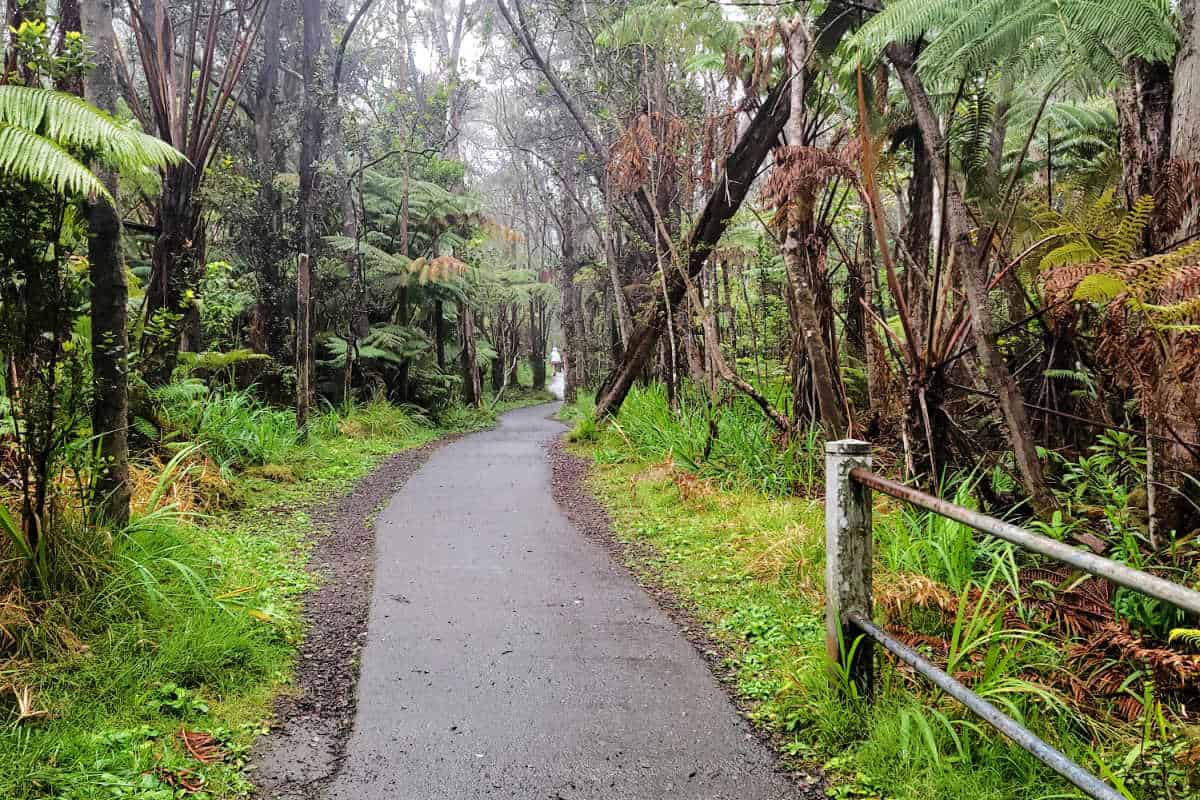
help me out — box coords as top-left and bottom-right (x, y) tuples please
(0, 124), (108, 198)
(0, 85), (182, 200)
(851, 0), (1175, 83)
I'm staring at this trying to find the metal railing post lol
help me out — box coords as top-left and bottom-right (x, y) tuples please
(825, 439), (873, 699)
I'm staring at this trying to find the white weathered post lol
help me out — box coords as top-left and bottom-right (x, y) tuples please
(825, 439), (873, 698)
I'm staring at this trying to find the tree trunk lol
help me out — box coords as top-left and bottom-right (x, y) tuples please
(250, 0), (289, 364)
(459, 300), (481, 406)
(81, 0), (129, 526)
(559, 141), (583, 405)
(782, 22), (846, 437)
(434, 299), (446, 370)
(783, 231), (846, 436)
(1172, 0), (1200, 241)
(1116, 57), (1172, 249)
(889, 45), (1054, 516)
(142, 170), (202, 385)
(594, 78), (791, 419)
(530, 298), (547, 391)
(295, 0), (325, 433)
(491, 354), (504, 393)
(1147, 3), (1200, 535)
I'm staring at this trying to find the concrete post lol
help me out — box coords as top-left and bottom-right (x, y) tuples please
(825, 439), (873, 699)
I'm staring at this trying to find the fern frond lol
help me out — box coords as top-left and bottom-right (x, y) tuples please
(850, 0), (1176, 85)
(0, 85), (181, 172)
(1101, 195), (1154, 263)
(1072, 272), (1128, 303)
(1168, 628), (1200, 652)
(0, 124), (107, 199)
(1040, 241), (1100, 269)
(323, 234), (411, 276)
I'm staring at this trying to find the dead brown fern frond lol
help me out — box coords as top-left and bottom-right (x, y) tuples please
(608, 112), (689, 196)
(875, 573), (957, 620)
(761, 144), (859, 228)
(1009, 564), (1113, 638)
(1068, 620), (1200, 720)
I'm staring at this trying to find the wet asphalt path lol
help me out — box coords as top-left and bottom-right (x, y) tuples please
(323, 404), (800, 799)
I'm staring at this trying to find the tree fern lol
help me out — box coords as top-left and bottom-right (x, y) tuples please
(851, 0), (1176, 84)
(0, 85), (181, 200)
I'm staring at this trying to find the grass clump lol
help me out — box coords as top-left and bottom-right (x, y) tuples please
(589, 384), (823, 496)
(152, 381), (296, 471)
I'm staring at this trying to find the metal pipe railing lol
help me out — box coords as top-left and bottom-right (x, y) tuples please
(846, 611), (1124, 800)
(823, 439), (1200, 800)
(849, 467), (1200, 616)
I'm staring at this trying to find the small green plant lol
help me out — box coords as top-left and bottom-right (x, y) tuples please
(152, 381), (298, 470)
(568, 415), (599, 443)
(146, 683), (209, 717)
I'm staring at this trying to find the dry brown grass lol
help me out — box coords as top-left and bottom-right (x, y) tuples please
(128, 452), (236, 515)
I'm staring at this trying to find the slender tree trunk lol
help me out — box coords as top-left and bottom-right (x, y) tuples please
(81, 0), (129, 526)
(890, 45), (1054, 515)
(295, 0), (325, 433)
(1172, 0), (1200, 241)
(782, 22), (846, 437)
(434, 299), (446, 369)
(604, 199), (632, 350)
(530, 298), (547, 390)
(249, 0), (289, 366)
(559, 141), (583, 405)
(904, 113), (933, 348)
(459, 301), (480, 406)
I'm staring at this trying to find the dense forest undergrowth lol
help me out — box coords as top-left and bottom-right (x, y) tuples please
(563, 388), (1199, 800)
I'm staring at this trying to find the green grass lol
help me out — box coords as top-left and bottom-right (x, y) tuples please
(569, 393), (1153, 800)
(593, 384), (824, 496)
(0, 392), (552, 800)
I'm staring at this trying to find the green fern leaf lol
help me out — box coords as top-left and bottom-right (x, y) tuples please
(1073, 273), (1127, 303)
(0, 124), (108, 199)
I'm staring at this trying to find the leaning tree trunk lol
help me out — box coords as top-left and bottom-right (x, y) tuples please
(594, 78), (791, 419)
(80, 0), (129, 526)
(889, 44), (1054, 516)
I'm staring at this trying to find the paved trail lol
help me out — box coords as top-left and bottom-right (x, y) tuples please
(323, 404), (800, 799)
